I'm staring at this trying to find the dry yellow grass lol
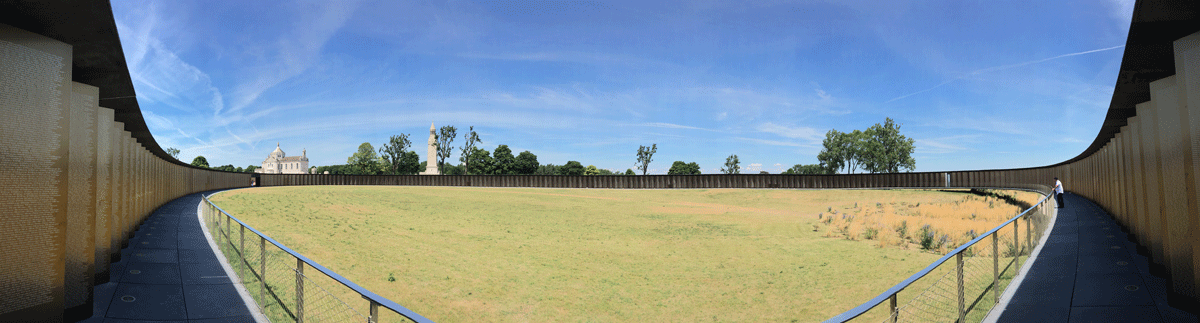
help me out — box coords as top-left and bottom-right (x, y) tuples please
(816, 189), (1042, 254)
(208, 187), (1040, 322)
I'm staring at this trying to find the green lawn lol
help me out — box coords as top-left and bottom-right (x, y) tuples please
(209, 186), (1031, 322)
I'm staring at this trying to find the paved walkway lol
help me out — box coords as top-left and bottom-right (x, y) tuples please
(83, 191), (260, 323)
(989, 193), (1196, 322)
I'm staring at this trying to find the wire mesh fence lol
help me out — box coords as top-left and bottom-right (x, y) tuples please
(829, 190), (1056, 323)
(201, 196), (430, 323)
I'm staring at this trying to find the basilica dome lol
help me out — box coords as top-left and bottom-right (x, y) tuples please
(269, 143), (285, 158)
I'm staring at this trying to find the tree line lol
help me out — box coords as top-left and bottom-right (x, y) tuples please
(171, 117), (914, 176)
(171, 149), (261, 173)
(322, 125), (642, 176)
(638, 117), (915, 175)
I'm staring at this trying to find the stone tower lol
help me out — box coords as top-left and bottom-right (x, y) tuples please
(420, 122), (439, 175)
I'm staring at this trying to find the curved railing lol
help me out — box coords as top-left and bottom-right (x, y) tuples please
(826, 188), (1056, 323)
(201, 192), (433, 323)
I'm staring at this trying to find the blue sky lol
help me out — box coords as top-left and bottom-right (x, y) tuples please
(112, 0), (1134, 174)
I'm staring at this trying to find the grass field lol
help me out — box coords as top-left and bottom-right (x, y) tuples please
(209, 187), (1039, 322)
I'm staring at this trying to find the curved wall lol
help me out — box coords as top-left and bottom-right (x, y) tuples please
(3, 0), (1199, 321)
(0, 13), (250, 323)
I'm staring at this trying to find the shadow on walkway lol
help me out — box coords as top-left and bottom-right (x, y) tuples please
(992, 193), (1196, 322)
(82, 191), (258, 323)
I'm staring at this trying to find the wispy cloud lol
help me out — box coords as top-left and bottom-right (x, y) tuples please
(228, 2), (361, 112)
(692, 87), (849, 117)
(637, 122), (713, 131)
(756, 122), (823, 142)
(915, 136), (972, 154)
(734, 137), (803, 147)
(457, 51), (662, 67)
(1103, 0), (1135, 27)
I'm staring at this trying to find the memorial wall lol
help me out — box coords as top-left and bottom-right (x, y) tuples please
(0, 23), (250, 321)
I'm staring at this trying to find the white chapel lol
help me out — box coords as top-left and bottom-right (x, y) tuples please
(257, 143), (310, 174)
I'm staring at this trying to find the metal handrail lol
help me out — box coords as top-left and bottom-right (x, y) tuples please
(202, 192), (434, 323)
(824, 187), (1054, 322)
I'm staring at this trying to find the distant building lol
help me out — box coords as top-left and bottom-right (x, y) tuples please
(257, 143), (310, 174)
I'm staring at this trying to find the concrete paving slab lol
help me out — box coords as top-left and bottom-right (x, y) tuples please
(1069, 306), (1161, 322)
(995, 304), (1070, 322)
(1072, 273), (1154, 306)
(1024, 254), (1077, 274)
(1036, 242), (1079, 257)
(120, 263), (182, 285)
(92, 282), (117, 318)
(177, 237), (212, 251)
(183, 284), (254, 319)
(1077, 254), (1138, 274)
(102, 319), (187, 323)
(179, 248), (220, 264)
(1004, 275), (1074, 307)
(180, 262), (232, 285)
(106, 283), (187, 320)
(128, 248), (179, 264)
(133, 237), (179, 249)
(188, 316), (256, 323)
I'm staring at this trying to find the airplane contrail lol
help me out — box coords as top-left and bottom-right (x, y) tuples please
(886, 45), (1125, 103)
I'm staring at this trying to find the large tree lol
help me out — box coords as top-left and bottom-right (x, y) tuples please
(459, 126), (482, 172)
(379, 134), (412, 175)
(667, 161), (701, 175)
(244, 165), (258, 173)
(514, 151), (539, 175)
(398, 151), (421, 175)
(492, 145), (515, 175)
(191, 156), (209, 168)
(861, 118), (916, 173)
(560, 161), (585, 175)
(464, 147), (493, 175)
(817, 129), (867, 174)
(636, 144), (656, 175)
(347, 142), (381, 175)
(721, 154), (740, 174)
(166, 147), (180, 159)
(435, 125), (457, 173)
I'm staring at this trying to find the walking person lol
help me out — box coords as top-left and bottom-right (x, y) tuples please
(1053, 177), (1065, 208)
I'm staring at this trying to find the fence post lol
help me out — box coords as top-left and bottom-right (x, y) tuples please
(957, 252), (965, 323)
(1026, 213), (1032, 253)
(296, 258), (305, 323)
(239, 224), (246, 280)
(259, 236), (266, 306)
(1014, 218), (1021, 270)
(368, 299), (379, 323)
(889, 293), (898, 323)
(993, 232), (999, 305)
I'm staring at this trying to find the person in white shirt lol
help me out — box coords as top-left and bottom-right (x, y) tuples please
(1053, 177), (1065, 208)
